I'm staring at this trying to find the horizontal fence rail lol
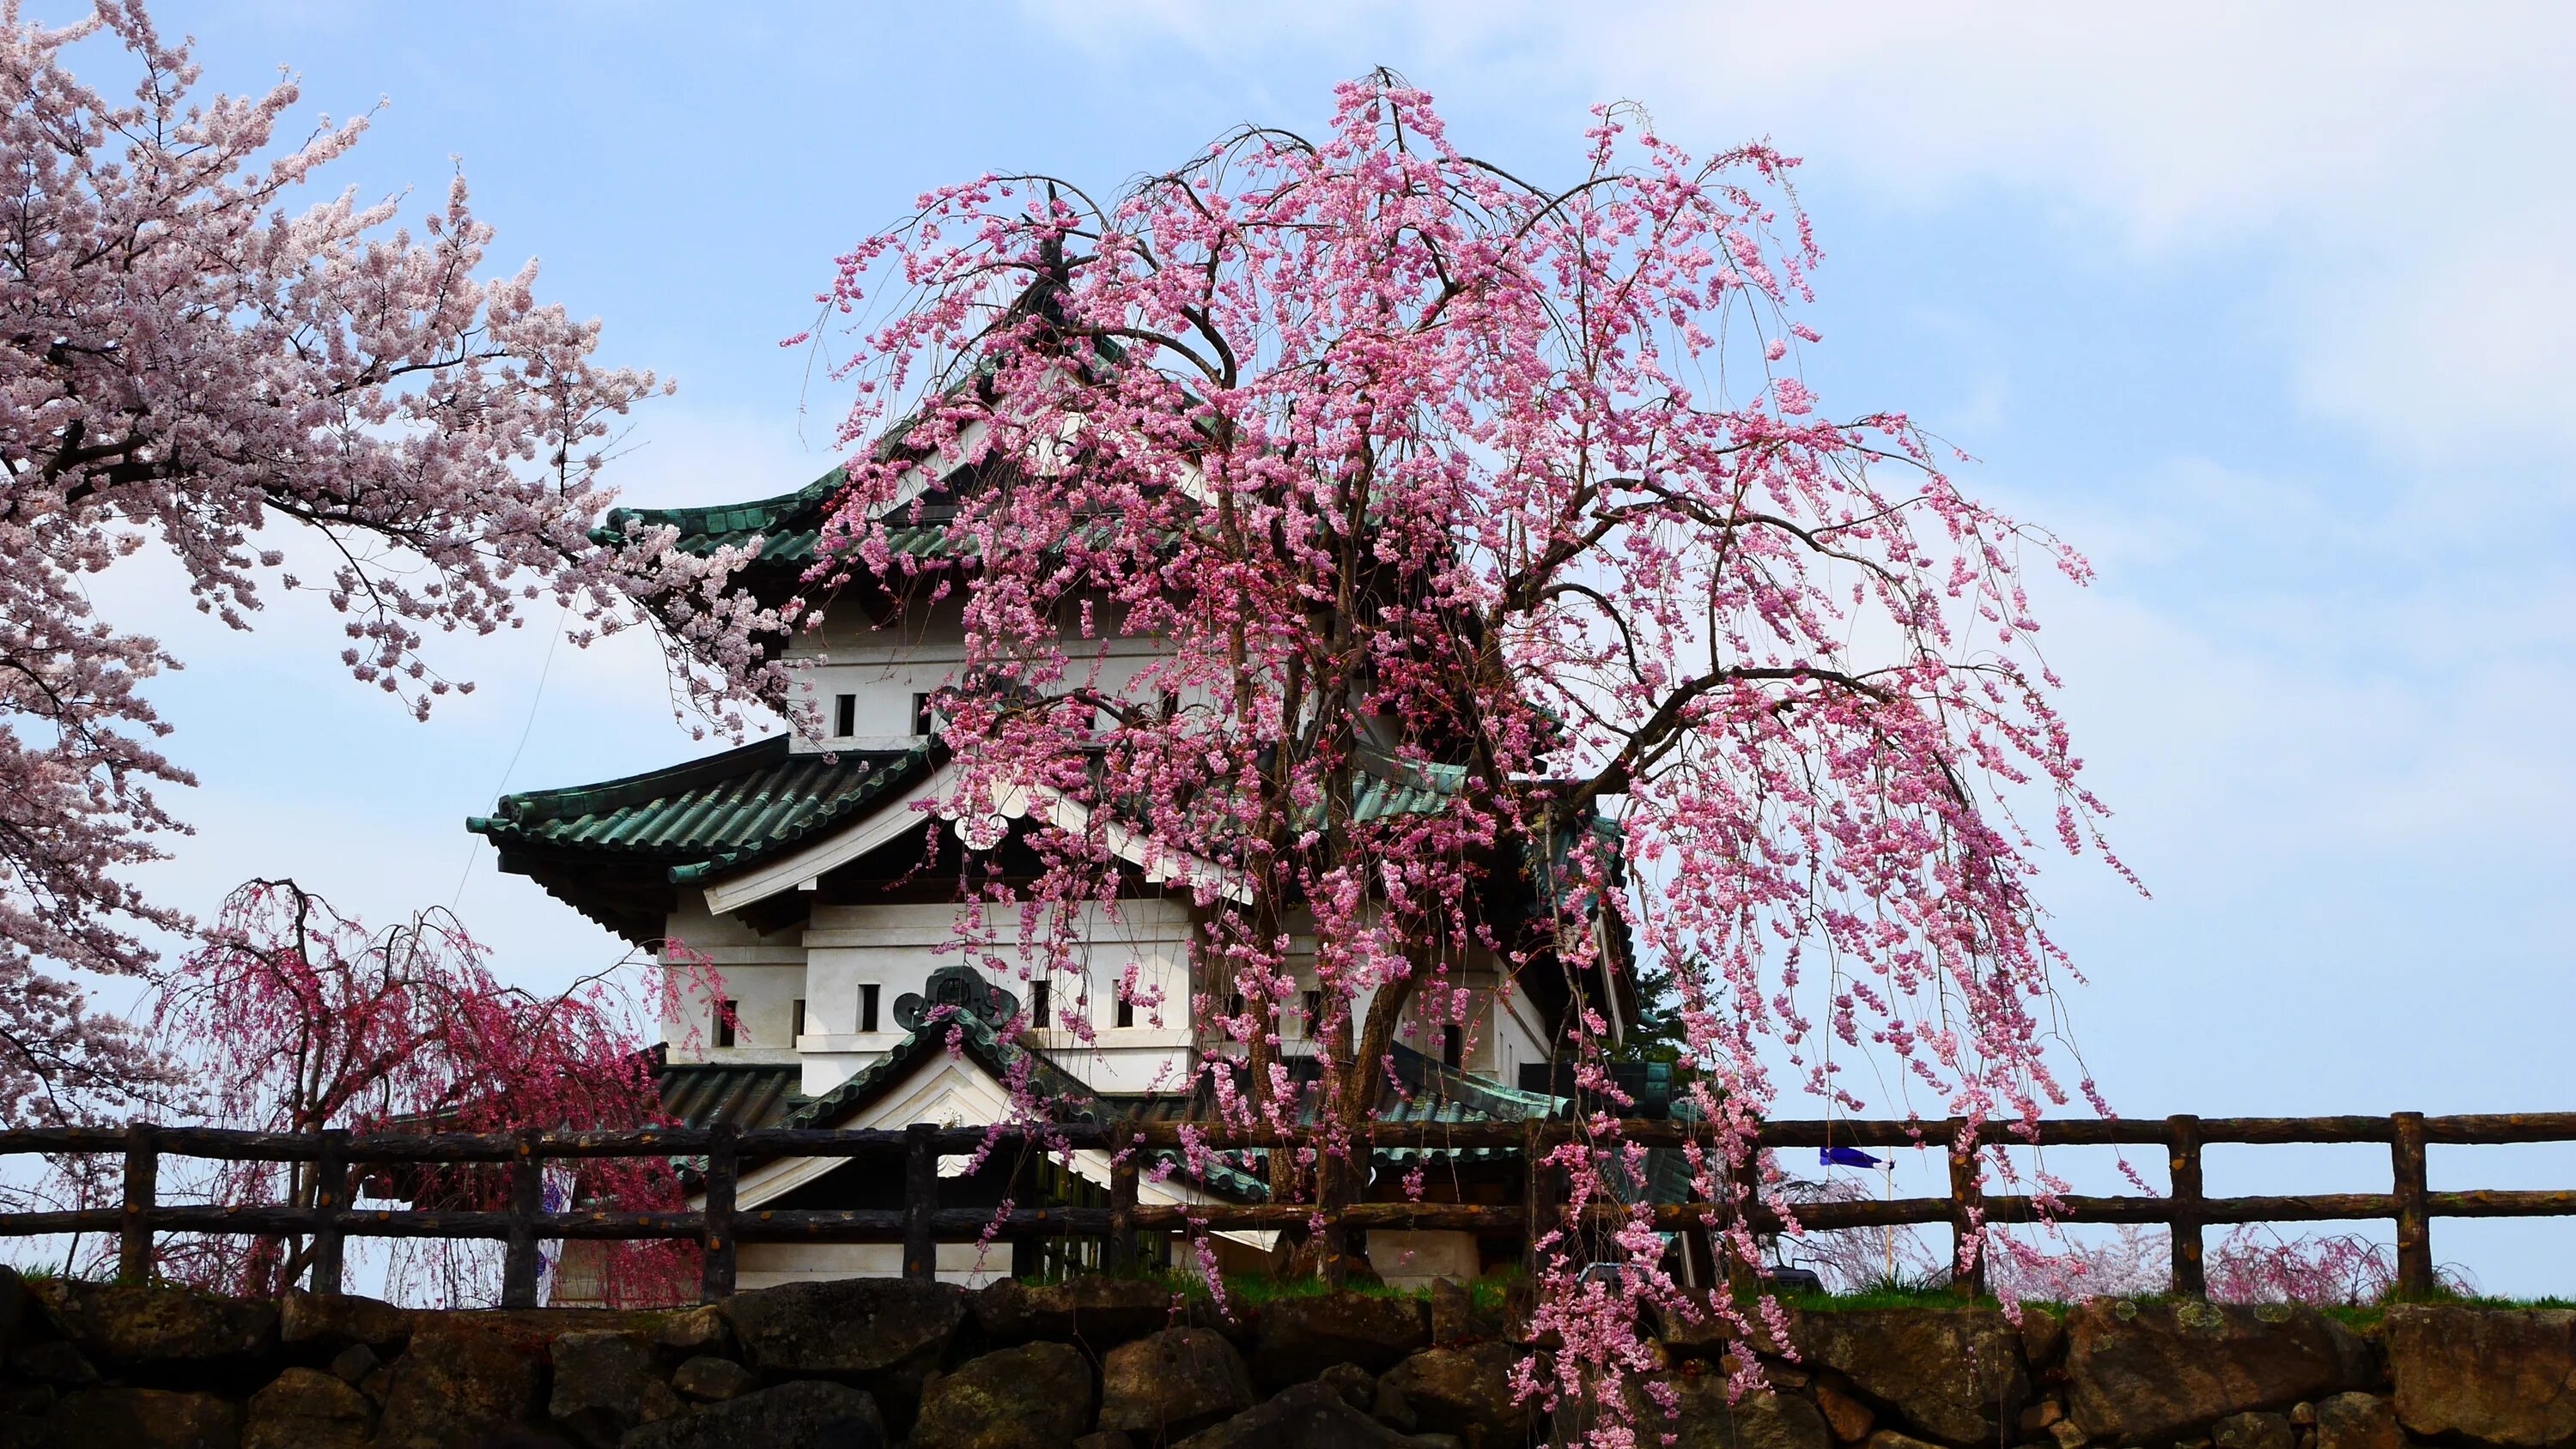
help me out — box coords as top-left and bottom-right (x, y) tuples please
(3, 1111), (2569, 1306)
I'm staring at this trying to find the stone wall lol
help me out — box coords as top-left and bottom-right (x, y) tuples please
(3, 1264), (2570, 1449)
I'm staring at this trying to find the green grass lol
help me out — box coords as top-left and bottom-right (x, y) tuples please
(1016, 1263), (1525, 1311)
(1765, 1279), (2576, 1326)
(1761, 1267), (1996, 1313)
(1019, 1264), (2576, 1325)
(1769, 1283), (1994, 1313)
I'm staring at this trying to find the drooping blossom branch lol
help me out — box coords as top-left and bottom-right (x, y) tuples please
(130, 878), (716, 1306)
(805, 73), (2120, 1425)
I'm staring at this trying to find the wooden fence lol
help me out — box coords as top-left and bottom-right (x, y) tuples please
(3, 1113), (2571, 1307)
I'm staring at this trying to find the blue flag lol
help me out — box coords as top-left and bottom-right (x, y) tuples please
(1820, 1145), (1882, 1169)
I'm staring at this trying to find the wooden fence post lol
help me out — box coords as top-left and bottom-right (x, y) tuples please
(500, 1128), (544, 1309)
(1106, 1149), (1139, 1274)
(1316, 1144), (1353, 1290)
(1947, 1119), (1985, 1300)
(701, 1123), (738, 1304)
(2167, 1114), (2205, 1298)
(902, 1122), (939, 1282)
(119, 1122), (159, 1285)
(309, 1129), (351, 1295)
(1722, 1131), (1759, 1301)
(2391, 1111), (2433, 1297)
(1522, 1122), (1547, 1282)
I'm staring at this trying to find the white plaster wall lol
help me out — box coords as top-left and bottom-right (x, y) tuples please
(1394, 963), (1552, 1082)
(1486, 979), (1552, 1088)
(1366, 1230), (1480, 1289)
(657, 888), (1555, 1090)
(659, 900), (807, 1065)
(738, 1241), (1012, 1291)
(793, 896), (1198, 1096)
(782, 602), (1182, 755)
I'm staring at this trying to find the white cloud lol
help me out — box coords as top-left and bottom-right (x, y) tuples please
(1559, 6), (2571, 239)
(1019, 2), (2576, 466)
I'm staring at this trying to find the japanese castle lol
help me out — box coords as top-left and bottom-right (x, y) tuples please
(469, 468), (1687, 1297)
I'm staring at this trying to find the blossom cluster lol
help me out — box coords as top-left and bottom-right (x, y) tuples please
(0, 3), (780, 1125)
(133, 879), (711, 1305)
(806, 74), (2120, 1429)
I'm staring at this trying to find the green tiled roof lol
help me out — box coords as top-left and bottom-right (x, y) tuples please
(593, 470), (842, 564)
(466, 735), (933, 886)
(656, 1058), (808, 1132)
(1346, 753), (1466, 825)
(593, 467), (962, 571)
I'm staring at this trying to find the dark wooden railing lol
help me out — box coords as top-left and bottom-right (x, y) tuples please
(3, 1112), (2571, 1306)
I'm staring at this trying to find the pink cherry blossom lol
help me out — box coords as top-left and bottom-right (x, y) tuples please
(131, 878), (711, 1305)
(807, 75), (2123, 1434)
(0, 2), (783, 1125)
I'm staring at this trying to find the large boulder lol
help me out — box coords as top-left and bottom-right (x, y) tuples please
(1375, 1343), (1533, 1447)
(2310, 1392), (2403, 1449)
(720, 1277), (965, 1409)
(975, 1276), (1177, 1350)
(1813, 1379), (1875, 1443)
(277, 1291), (414, 1355)
(0, 1265), (29, 1353)
(652, 1305), (732, 1359)
(550, 1329), (660, 1449)
(2017, 1308), (2066, 1373)
(1251, 1292), (1430, 1390)
(1795, 1309), (2028, 1446)
(40, 1386), (240, 1449)
(1653, 1289), (1755, 1361)
(619, 1379), (885, 1449)
(325, 1343), (379, 1385)
(2386, 1305), (2576, 1446)
(2209, 1410), (2294, 1449)
(33, 1278), (276, 1369)
(671, 1355), (757, 1403)
(371, 1320), (549, 1449)
(1428, 1280), (1473, 1348)
(245, 1366), (374, 1449)
(1170, 1381), (1415, 1448)
(1099, 1326), (1258, 1443)
(912, 1341), (1097, 1449)
(12, 1338), (99, 1385)
(1635, 1378), (1832, 1449)
(2063, 1300), (2372, 1443)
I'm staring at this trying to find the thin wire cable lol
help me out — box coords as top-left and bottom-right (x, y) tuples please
(451, 605), (569, 912)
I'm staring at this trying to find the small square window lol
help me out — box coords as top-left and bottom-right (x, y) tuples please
(911, 692), (939, 737)
(1115, 995), (1135, 1030)
(714, 1000), (738, 1049)
(1442, 1024), (1463, 1070)
(860, 983), (881, 1034)
(1030, 980), (1049, 1029)
(833, 694), (857, 738)
(1227, 991), (1245, 1020)
(792, 998), (807, 1040)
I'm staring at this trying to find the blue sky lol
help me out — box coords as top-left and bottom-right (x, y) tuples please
(68, 4), (2576, 1288)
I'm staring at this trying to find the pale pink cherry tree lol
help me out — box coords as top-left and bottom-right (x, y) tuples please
(806, 74), (2121, 1422)
(130, 878), (720, 1307)
(0, 2), (787, 1125)
(1987, 1222), (2466, 1306)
